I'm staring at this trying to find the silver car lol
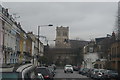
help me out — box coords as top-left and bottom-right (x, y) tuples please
(64, 65), (73, 73)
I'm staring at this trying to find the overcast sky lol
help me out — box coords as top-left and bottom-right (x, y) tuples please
(1, 2), (118, 45)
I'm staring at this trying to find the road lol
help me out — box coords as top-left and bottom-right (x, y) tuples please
(54, 69), (93, 80)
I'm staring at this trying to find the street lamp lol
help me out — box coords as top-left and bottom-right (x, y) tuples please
(37, 24), (53, 66)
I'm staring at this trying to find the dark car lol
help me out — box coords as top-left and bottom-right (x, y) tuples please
(90, 69), (99, 78)
(78, 68), (90, 75)
(73, 66), (79, 71)
(37, 73), (45, 80)
(35, 67), (54, 80)
(103, 70), (119, 79)
(86, 68), (95, 77)
(93, 69), (106, 79)
(81, 68), (90, 75)
(79, 68), (84, 74)
(47, 66), (56, 77)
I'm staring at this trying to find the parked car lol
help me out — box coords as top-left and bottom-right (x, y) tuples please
(78, 68), (84, 74)
(81, 68), (90, 75)
(64, 65), (73, 73)
(37, 73), (45, 80)
(86, 68), (95, 77)
(103, 70), (119, 79)
(35, 67), (54, 80)
(73, 66), (79, 71)
(93, 69), (105, 79)
(47, 66), (56, 76)
(90, 69), (99, 79)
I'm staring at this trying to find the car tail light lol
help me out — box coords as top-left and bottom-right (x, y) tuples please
(44, 75), (49, 78)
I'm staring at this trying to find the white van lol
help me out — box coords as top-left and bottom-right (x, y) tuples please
(0, 63), (37, 80)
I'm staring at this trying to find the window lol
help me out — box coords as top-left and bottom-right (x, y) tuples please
(2, 21), (5, 29)
(63, 32), (67, 36)
(57, 31), (61, 36)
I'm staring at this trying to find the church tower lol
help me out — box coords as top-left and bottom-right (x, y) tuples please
(55, 26), (70, 48)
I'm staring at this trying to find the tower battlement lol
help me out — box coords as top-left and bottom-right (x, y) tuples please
(55, 26), (70, 48)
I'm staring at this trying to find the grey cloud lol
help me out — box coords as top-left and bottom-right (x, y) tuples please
(2, 2), (118, 44)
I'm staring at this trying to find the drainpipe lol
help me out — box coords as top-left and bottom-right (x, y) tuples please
(2, 21), (7, 64)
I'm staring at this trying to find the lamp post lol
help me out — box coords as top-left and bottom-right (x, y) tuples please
(37, 24), (53, 66)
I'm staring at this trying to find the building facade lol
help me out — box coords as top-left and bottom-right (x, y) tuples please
(44, 26), (88, 66)
(0, 5), (45, 67)
(1, 6), (20, 64)
(110, 41), (120, 74)
(19, 25), (27, 63)
(0, 5), (3, 64)
(27, 32), (44, 65)
(83, 41), (99, 68)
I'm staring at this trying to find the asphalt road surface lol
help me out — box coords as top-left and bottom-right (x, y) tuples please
(54, 69), (93, 80)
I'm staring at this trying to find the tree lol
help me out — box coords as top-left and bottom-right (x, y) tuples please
(74, 47), (83, 66)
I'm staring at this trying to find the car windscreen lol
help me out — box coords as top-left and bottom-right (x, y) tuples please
(0, 72), (19, 80)
(65, 65), (72, 67)
(94, 69), (99, 73)
(36, 68), (49, 75)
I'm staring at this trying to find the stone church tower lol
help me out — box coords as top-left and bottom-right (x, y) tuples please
(55, 26), (70, 48)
